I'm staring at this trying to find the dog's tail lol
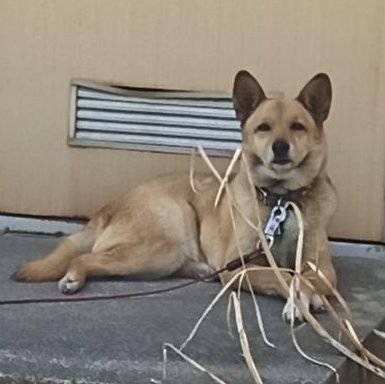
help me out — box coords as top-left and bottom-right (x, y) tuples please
(12, 207), (112, 282)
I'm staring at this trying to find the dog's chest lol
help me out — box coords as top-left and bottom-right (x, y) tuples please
(267, 209), (300, 270)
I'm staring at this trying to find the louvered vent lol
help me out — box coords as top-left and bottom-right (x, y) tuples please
(69, 81), (241, 156)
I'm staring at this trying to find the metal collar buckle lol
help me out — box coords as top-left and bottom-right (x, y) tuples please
(263, 199), (289, 247)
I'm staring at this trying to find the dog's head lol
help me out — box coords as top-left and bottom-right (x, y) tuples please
(233, 70), (332, 190)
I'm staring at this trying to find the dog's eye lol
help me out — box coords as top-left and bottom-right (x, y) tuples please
(255, 123), (271, 133)
(290, 122), (306, 132)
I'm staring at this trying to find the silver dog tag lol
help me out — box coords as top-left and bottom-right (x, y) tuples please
(264, 205), (288, 246)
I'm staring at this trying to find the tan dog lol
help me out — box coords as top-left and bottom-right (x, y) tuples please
(14, 71), (337, 323)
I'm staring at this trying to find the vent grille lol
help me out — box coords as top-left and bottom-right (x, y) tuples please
(69, 82), (242, 156)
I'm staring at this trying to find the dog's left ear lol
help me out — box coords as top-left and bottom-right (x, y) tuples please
(297, 73), (332, 124)
(233, 70), (266, 126)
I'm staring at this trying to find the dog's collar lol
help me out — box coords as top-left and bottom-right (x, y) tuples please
(255, 186), (308, 207)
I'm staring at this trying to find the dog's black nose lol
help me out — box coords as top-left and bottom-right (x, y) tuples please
(272, 139), (290, 164)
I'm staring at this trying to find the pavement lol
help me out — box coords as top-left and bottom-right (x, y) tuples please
(0, 231), (384, 384)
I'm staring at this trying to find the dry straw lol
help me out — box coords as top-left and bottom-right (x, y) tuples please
(374, 329), (385, 340)
(159, 146), (385, 384)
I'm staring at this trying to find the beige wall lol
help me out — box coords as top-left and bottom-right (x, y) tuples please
(0, 0), (384, 241)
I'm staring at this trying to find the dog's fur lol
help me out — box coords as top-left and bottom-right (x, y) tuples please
(14, 71), (337, 322)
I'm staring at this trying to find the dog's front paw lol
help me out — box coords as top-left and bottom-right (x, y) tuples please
(310, 294), (326, 313)
(282, 291), (326, 323)
(176, 261), (215, 280)
(191, 262), (216, 280)
(58, 273), (82, 294)
(282, 290), (310, 324)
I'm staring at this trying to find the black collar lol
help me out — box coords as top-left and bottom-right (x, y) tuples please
(255, 186), (308, 207)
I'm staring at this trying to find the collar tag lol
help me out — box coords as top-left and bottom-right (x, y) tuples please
(264, 202), (289, 246)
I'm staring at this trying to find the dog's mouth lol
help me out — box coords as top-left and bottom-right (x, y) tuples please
(272, 157), (292, 165)
(269, 157), (295, 173)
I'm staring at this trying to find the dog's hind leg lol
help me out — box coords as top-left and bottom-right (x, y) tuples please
(13, 230), (97, 282)
(58, 241), (186, 294)
(13, 207), (113, 282)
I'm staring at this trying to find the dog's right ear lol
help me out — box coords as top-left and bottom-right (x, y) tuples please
(233, 70), (266, 126)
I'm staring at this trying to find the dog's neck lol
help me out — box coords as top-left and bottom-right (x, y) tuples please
(255, 185), (308, 207)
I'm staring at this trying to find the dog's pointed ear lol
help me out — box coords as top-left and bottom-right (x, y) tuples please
(233, 70), (266, 125)
(297, 73), (332, 124)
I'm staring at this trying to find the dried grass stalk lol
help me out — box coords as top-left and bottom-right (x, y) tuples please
(289, 276), (340, 382)
(189, 148), (198, 194)
(197, 145), (222, 182)
(283, 273), (385, 378)
(163, 343), (228, 384)
(374, 329), (385, 340)
(179, 258), (244, 352)
(344, 320), (385, 370)
(287, 204), (338, 378)
(305, 262), (385, 370)
(306, 261), (353, 322)
(179, 266), (287, 352)
(231, 292), (264, 384)
(287, 202), (304, 275)
(225, 184), (275, 349)
(214, 148), (242, 207)
(226, 293), (235, 339)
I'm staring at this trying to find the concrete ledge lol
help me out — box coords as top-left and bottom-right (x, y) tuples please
(0, 215), (84, 236)
(0, 232), (384, 383)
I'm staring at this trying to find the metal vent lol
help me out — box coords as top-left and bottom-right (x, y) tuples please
(69, 81), (241, 156)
